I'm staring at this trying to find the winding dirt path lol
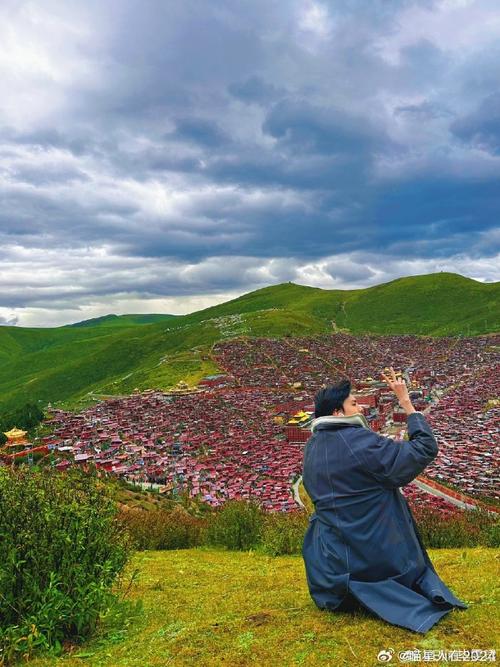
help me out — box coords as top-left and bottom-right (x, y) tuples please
(293, 473), (498, 516)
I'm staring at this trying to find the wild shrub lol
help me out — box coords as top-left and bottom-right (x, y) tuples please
(122, 494), (498, 554)
(412, 504), (499, 548)
(122, 505), (206, 550)
(204, 499), (265, 550)
(0, 465), (131, 664)
(483, 519), (500, 547)
(260, 509), (309, 555)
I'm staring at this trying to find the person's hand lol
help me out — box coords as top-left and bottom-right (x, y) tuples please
(380, 366), (411, 405)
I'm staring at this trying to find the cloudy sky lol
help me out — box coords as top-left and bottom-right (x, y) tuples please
(1, 0), (499, 327)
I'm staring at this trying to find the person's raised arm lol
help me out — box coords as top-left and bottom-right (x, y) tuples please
(359, 367), (438, 488)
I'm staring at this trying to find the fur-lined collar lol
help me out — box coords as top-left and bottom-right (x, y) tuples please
(310, 413), (372, 433)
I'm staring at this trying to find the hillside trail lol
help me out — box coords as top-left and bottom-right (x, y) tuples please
(294, 472), (497, 515)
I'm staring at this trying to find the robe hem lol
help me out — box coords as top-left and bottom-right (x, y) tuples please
(414, 608), (453, 633)
(344, 581), (460, 634)
(349, 590), (453, 634)
(309, 583), (465, 634)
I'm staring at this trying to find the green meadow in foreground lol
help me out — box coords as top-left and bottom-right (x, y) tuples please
(26, 546), (498, 667)
(0, 272), (499, 416)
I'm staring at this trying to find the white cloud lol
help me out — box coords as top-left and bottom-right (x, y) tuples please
(0, 2), (99, 130)
(373, 0), (500, 66)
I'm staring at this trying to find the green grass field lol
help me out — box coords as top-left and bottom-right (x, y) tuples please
(25, 546), (498, 667)
(0, 272), (499, 417)
(64, 314), (179, 328)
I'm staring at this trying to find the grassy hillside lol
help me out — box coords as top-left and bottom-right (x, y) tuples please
(0, 272), (498, 415)
(65, 314), (178, 328)
(188, 272), (498, 336)
(26, 546), (497, 667)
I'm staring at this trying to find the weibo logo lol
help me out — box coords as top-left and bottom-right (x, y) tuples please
(377, 648), (395, 662)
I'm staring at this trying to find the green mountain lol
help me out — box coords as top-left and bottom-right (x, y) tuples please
(65, 313), (178, 328)
(0, 272), (498, 416)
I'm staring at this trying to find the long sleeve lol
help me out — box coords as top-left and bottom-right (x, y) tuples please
(359, 412), (439, 488)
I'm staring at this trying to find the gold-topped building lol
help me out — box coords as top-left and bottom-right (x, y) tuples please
(166, 380), (202, 396)
(3, 427), (28, 443)
(2, 426), (29, 457)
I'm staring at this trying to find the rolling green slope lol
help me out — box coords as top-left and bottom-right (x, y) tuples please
(169, 272), (499, 336)
(65, 313), (178, 328)
(0, 272), (498, 415)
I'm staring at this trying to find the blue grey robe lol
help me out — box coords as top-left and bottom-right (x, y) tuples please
(301, 412), (468, 633)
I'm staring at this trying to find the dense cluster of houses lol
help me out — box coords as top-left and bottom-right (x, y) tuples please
(42, 387), (309, 511)
(424, 362), (499, 499)
(9, 332), (499, 513)
(212, 333), (497, 395)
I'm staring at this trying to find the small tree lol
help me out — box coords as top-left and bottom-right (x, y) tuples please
(0, 465), (132, 663)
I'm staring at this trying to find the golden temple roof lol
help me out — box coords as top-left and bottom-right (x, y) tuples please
(3, 426), (28, 440)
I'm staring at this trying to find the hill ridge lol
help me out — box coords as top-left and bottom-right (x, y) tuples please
(0, 271), (498, 414)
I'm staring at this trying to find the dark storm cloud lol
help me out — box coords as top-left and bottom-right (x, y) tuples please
(450, 91), (500, 155)
(394, 101), (452, 120)
(227, 76), (284, 105)
(1, 126), (91, 156)
(397, 39), (451, 86)
(168, 118), (230, 147)
(261, 99), (399, 156)
(367, 176), (500, 255)
(13, 164), (90, 186)
(0, 0), (499, 324)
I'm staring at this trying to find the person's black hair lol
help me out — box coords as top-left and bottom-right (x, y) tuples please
(314, 378), (351, 418)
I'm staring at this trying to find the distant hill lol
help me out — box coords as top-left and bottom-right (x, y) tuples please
(0, 272), (498, 415)
(65, 313), (178, 327)
(202, 272), (498, 335)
